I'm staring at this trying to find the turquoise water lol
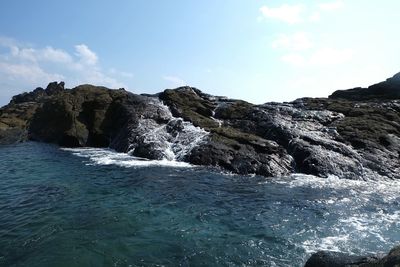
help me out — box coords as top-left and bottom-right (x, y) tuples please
(0, 142), (399, 267)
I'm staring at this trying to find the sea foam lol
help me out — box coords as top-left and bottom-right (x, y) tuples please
(61, 147), (193, 168)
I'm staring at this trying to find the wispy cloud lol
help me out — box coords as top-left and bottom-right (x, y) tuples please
(309, 1), (344, 22)
(272, 32), (313, 51)
(259, 4), (303, 24)
(319, 1), (344, 11)
(259, 1), (344, 24)
(0, 36), (132, 104)
(75, 44), (98, 66)
(9, 46), (72, 63)
(163, 75), (186, 87)
(0, 62), (64, 83)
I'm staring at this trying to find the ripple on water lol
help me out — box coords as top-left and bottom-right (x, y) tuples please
(0, 142), (399, 267)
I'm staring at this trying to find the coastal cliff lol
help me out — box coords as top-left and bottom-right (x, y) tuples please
(0, 75), (399, 179)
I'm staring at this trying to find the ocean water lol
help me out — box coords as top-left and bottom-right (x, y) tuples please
(0, 142), (399, 267)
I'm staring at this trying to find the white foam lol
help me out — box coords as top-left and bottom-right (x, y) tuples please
(130, 99), (209, 161)
(286, 174), (400, 202)
(302, 235), (350, 253)
(61, 147), (193, 168)
(280, 174), (400, 256)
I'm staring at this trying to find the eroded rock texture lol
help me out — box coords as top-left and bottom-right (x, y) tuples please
(1, 73), (399, 179)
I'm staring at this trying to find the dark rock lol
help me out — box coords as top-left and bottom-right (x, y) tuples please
(0, 128), (27, 145)
(330, 72), (400, 101)
(304, 245), (400, 267)
(27, 84), (160, 150)
(10, 87), (45, 104)
(0, 74), (399, 179)
(45, 81), (64, 95)
(304, 251), (380, 267)
(0, 101), (40, 145)
(10, 81), (65, 104)
(159, 86), (219, 129)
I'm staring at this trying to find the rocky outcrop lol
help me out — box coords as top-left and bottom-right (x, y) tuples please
(329, 73), (400, 101)
(1, 73), (399, 179)
(159, 88), (294, 176)
(304, 245), (400, 267)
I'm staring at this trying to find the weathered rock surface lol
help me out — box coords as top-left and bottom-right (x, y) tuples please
(1, 72), (400, 179)
(304, 245), (400, 267)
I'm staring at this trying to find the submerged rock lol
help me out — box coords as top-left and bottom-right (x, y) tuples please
(0, 74), (399, 179)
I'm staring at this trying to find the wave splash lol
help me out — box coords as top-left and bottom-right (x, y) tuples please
(61, 147), (193, 168)
(128, 98), (209, 161)
(273, 174), (400, 256)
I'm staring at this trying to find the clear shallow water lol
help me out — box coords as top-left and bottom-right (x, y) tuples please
(0, 142), (399, 267)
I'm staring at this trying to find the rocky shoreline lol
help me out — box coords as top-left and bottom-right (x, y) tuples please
(1, 74), (399, 179)
(1, 76), (400, 265)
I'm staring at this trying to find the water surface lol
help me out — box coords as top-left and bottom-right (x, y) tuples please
(0, 142), (399, 266)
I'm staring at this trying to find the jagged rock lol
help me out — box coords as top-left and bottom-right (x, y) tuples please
(330, 72), (400, 100)
(159, 86), (220, 129)
(0, 75), (399, 179)
(10, 81), (65, 104)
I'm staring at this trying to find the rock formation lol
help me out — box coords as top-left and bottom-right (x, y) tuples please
(304, 245), (400, 267)
(0, 73), (399, 179)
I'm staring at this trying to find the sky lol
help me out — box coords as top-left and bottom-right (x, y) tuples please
(0, 0), (400, 106)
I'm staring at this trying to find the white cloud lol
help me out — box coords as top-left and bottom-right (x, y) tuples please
(259, 2), (343, 24)
(281, 47), (353, 67)
(319, 1), (344, 11)
(163, 75), (186, 87)
(6, 44), (72, 63)
(0, 62), (64, 83)
(11, 47), (37, 61)
(41, 47), (72, 63)
(75, 44), (98, 66)
(309, 47), (353, 66)
(259, 4), (303, 24)
(0, 36), (131, 104)
(272, 32), (313, 51)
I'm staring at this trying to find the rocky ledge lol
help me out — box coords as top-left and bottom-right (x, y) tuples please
(305, 245), (400, 267)
(1, 74), (399, 179)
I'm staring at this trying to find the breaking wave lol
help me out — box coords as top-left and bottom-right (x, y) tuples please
(128, 98), (209, 161)
(61, 147), (193, 168)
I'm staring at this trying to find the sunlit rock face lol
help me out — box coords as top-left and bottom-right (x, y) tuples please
(1, 75), (399, 179)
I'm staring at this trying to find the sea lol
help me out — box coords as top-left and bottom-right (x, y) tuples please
(0, 142), (399, 267)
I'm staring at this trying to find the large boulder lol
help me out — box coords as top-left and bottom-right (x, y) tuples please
(28, 85), (134, 147)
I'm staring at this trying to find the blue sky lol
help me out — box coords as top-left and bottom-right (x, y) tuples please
(0, 0), (400, 105)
